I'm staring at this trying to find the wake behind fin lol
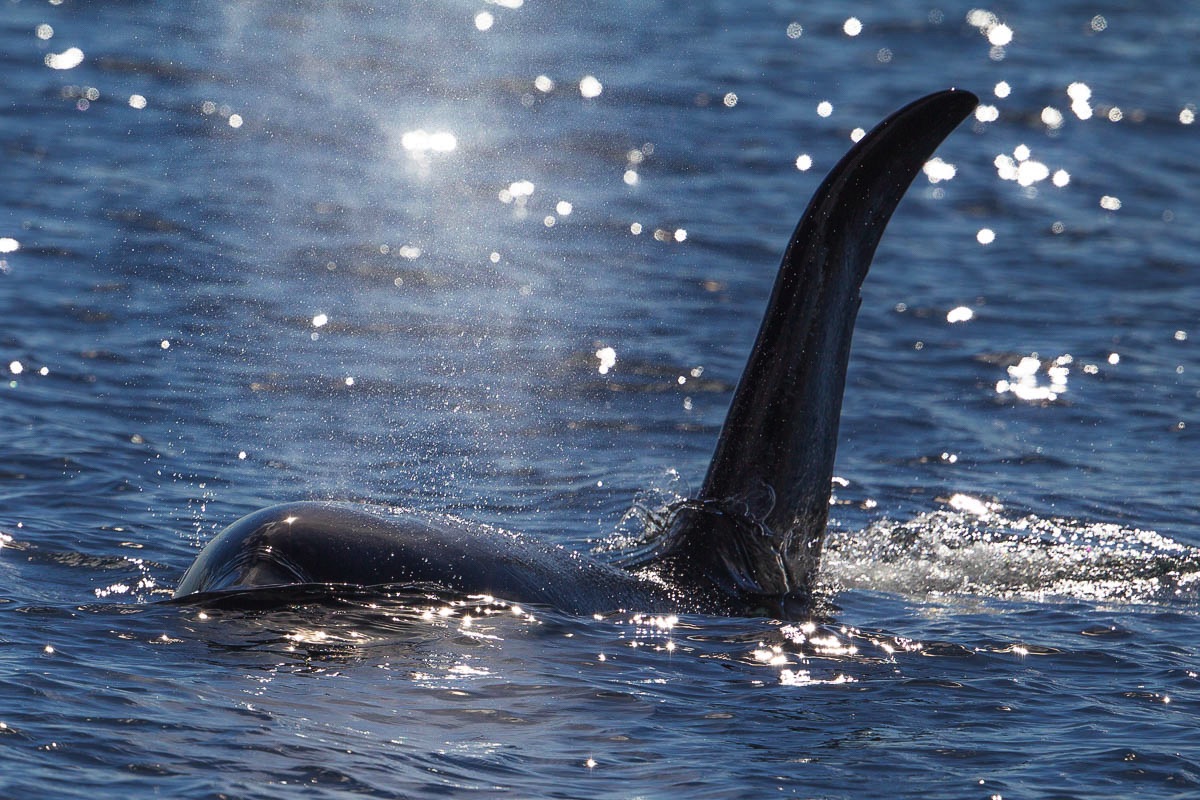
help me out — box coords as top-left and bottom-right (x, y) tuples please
(660, 89), (978, 612)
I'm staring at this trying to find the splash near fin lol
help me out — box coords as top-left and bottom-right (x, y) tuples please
(663, 89), (978, 612)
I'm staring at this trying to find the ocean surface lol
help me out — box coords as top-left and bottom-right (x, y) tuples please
(2, 2), (1199, 797)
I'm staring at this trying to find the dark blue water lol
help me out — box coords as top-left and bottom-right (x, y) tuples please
(3, 2), (1199, 797)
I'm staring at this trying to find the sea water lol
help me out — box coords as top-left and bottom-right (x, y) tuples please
(2, 2), (1198, 798)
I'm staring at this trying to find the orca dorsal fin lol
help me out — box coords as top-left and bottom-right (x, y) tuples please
(662, 89), (978, 612)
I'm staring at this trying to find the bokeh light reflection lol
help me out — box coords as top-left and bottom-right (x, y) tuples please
(400, 129), (457, 154)
(975, 104), (999, 123)
(946, 306), (974, 323)
(994, 354), (1072, 403)
(595, 346), (616, 375)
(1067, 82), (1093, 120)
(44, 46), (84, 70)
(922, 157), (957, 183)
(579, 75), (603, 99)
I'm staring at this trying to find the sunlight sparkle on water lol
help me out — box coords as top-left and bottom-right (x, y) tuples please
(922, 157), (957, 183)
(595, 347), (617, 375)
(753, 645), (790, 666)
(44, 46), (83, 70)
(0, 238), (18, 253)
(579, 75), (603, 99)
(1068, 82), (1093, 120)
(976, 228), (995, 245)
(1017, 160), (1048, 185)
(780, 670), (856, 687)
(652, 228), (686, 243)
(967, 9), (1013, 56)
(843, 18), (862, 37)
(447, 663), (491, 677)
(975, 104), (999, 122)
(994, 146), (1059, 188)
(795, 154), (812, 171)
(946, 306), (974, 323)
(987, 23), (1013, 46)
(948, 493), (998, 516)
(498, 179), (534, 205)
(994, 81), (1011, 98)
(817, 101), (832, 118)
(534, 75), (554, 93)
(1100, 195), (1122, 211)
(36, 24), (53, 40)
(401, 129), (457, 154)
(474, 12), (494, 31)
(995, 354), (1071, 402)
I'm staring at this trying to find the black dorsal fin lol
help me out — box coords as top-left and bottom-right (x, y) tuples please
(662, 89), (978, 611)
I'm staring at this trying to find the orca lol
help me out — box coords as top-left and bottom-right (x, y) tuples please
(174, 89), (979, 617)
